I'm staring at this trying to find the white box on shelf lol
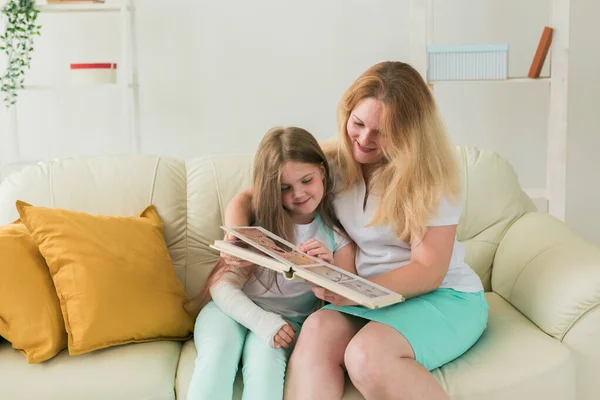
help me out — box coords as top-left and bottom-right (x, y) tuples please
(70, 63), (117, 85)
(427, 44), (508, 81)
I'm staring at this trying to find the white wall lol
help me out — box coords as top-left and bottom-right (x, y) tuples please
(566, 0), (600, 245)
(134, 0), (409, 158)
(1, 0), (598, 244)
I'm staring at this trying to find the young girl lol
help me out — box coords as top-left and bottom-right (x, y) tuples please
(186, 127), (355, 400)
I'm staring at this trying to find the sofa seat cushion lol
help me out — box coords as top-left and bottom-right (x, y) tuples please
(434, 293), (575, 400)
(176, 339), (366, 399)
(177, 293), (574, 400)
(0, 340), (182, 400)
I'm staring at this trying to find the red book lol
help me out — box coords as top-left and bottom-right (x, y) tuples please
(70, 63), (117, 70)
(528, 26), (553, 78)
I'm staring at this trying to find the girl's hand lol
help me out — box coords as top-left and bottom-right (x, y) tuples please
(299, 239), (333, 264)
(312, 287), (358, 307)
(273, 323), (296, 349)
(221, 232), (254, 268)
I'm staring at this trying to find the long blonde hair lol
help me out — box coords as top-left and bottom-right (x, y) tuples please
(186, 127), (342, 317)
(328, 61), (459, 243)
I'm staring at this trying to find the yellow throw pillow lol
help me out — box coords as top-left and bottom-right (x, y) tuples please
(0, 223), (67, 363)
(16, 201), (194, 356)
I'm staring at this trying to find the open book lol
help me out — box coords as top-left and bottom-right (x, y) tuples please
(210, 226), (405, 310)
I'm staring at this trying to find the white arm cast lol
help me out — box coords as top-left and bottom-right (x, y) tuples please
(209, 271), (287, 348)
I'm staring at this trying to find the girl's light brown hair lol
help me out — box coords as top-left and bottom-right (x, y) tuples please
(186, 127), (343, 317)
(327, 61), (459, 243)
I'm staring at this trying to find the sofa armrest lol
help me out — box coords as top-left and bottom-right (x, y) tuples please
(492, 212), (600, 400)
(492, 212), (600, 340)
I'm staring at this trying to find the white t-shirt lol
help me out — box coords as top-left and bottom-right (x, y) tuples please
(243, 216), (350, 319)
(333, 177), (483, 293)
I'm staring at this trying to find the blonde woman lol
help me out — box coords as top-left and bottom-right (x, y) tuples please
(186, 127), (354, 400)
(225, 62), (488, 400)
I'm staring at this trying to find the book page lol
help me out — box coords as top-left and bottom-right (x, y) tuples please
(211, 240), (291, 274)
(298, 265), (390, 299)
(218, 239), (275, 259)
(223, 226), (322, 267)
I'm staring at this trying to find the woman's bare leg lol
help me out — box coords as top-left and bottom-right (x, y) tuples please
(344, 322), (448, 400)
(284, 309), (365, 400)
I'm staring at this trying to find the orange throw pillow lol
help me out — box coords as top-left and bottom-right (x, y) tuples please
(16, 201), (193, 356)
(0, 223), (67, 363)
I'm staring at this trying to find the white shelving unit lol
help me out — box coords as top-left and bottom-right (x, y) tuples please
(409, 0), (570, 221)
(3, 0), (140, 179)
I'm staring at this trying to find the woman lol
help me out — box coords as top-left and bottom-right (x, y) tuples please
(225, 62), (488, 400)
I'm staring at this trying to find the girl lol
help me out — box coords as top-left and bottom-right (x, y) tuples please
(186, 127), (355, 400)
(225, 62), (488, 400)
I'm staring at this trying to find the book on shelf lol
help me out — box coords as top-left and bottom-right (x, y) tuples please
(528, 26), (553, 79)
(211, 226), (405, 310)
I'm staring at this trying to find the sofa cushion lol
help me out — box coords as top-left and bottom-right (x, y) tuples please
(433, 293), (575, 400)
(175, 339), (366, 399)
(0, 340), (181, 400)
(16, 201), (194, 356)
(0, 223), (67, 363)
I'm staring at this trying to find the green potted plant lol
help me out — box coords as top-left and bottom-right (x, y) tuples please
(0, 0), (41, 107)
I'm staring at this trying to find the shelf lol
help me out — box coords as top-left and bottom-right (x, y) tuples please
(429, 77), (550, 84)
(19, 83), (130, 91)
(36, 3), (123, 13)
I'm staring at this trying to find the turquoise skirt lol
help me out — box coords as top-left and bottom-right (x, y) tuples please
(323, 288), (489, 371)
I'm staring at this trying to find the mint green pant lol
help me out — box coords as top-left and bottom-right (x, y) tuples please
(187, 301), (301, 400)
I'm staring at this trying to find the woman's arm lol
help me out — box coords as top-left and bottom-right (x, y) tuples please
(224, 186), (254, 227)
(333, 242), (357, 275)
(221, 187), (255, 267)
(313, 226), (455, 306)
(368, 225), (456, 299)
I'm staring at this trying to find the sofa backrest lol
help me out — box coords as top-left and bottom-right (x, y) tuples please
(0, 146), (535, 294)
(455, 146), (536, 290)
(184, 156), (253, 295)
(0, 156), (189, 285)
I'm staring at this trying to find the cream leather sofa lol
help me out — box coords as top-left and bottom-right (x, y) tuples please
(0, 145), (599, 400)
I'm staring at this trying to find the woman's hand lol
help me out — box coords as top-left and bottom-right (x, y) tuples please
(273, 323), (296, 349)
(299, 239), (333, 263)
(312, 287), (357, 307)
